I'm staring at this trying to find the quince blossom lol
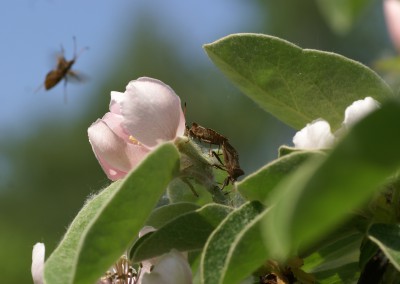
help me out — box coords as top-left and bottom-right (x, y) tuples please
(293, 97), (380, 149)
(384, 0), (400, 51)
(88, 77), (186, 180)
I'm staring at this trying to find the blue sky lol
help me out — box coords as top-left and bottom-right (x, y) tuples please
(0, 0), (262, 138)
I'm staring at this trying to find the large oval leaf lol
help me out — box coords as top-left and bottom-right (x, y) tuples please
(204, 33), (393, 130)
(44, 143), (180, 284)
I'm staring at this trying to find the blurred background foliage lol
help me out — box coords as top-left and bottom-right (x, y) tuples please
(0, 0), (397, 282)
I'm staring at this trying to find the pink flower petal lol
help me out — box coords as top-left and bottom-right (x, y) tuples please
(120, 77), (185, 147)
(384, 0), (400, 51)
(88, 119), (150, 180)
(102, 112), (130, 143)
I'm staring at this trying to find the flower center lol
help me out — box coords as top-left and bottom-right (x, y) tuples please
(129, 136), (142, 145)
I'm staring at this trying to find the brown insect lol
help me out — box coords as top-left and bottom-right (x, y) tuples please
(187, 122), (228, 151)
(212, 140), (244, 190)
(38, 37), (87, 102)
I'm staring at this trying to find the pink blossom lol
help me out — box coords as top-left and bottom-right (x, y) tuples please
(88, 77), (186, 180)
(384, 0), (400, 51)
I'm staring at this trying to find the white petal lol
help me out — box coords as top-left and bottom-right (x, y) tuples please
(120, 77), (185, 147)
(293, 119), (335, 150)
(141, 250), (192, 284)
(110, 91), (124, 115)
(32, 243), (45, 284)
(343, 97), (380, 128)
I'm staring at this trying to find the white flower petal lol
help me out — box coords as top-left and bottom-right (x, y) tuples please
(293, 119), (335, 150)
(32, 243), (45, 284)
(343, 97), (380, 128)
(120, 77), (185, 147)
(141, 250), (192, 284)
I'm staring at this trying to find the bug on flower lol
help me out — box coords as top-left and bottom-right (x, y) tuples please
(38, 37), (88, 102)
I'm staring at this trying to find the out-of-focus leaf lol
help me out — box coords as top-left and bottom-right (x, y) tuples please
(238, 151), (324, 203)
(261, 101), (400, 260)
(44, 143), (180, 284)
(303, 232), (362, 283)
(368, 223), (400, 271)
(200, 201), (264, 284)
(315, 0), (372, 35)
(374, 56), (400, 73)
(130, 204), (232, 262)
(204, 33), (393, 130)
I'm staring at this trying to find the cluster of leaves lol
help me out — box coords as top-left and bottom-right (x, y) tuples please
(43, 34), (400, 283)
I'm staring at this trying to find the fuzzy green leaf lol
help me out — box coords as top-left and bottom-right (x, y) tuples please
(130, 204), (232, 263)
(368, 223), (400, 271)
(261, 101), (400, 260)
(204, 33), (393, 130)
(44, 143), (180, 284)
(219, 208), (271, 284)
(200, 201), (265, 284)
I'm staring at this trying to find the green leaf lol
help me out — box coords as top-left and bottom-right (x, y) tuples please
(44, 143), (180, 284)
(145, 202), (200, 229)
(204, 33), (393, 130)
(315, 0), (372, 35)
(261, 101), (400, 260)
(130, 203), (232, 263)
(200, 201), (265, 284)
(368, 223), (400, 271)
(237, 151), (324, 203)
